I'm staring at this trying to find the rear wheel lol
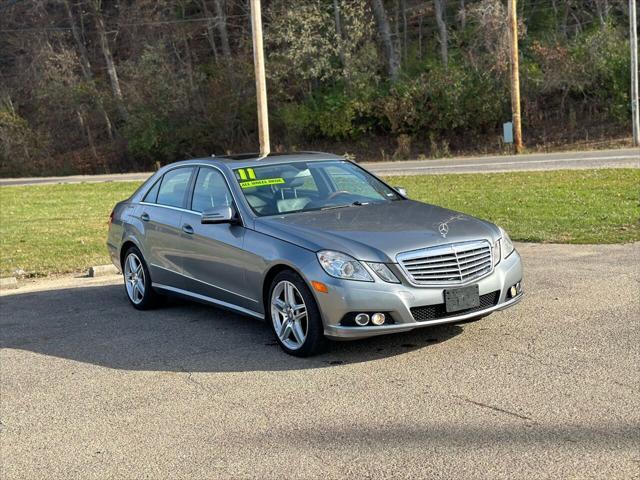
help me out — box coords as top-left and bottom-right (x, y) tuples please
(123, 247), (160, 310)
(268, 271), (326, 357)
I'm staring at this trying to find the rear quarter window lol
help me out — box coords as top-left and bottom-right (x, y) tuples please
(142, 179), (161, 203)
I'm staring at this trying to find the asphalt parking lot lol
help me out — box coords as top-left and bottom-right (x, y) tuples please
(1, 243), (638, 479)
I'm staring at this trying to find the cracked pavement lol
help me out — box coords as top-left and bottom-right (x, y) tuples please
(1, 243), (639, 479)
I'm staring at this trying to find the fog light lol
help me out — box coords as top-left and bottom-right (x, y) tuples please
(371, 313), (386, 326)
(355, 313), (370, 326)
(516, 281), (522, 293)
(510, 286), (517, 297)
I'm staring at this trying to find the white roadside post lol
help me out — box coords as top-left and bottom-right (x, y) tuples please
(250, 0), (271, 157)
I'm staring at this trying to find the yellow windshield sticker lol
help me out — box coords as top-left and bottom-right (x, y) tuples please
(236, 168), (257, 180)
(240, 178), (286, 188)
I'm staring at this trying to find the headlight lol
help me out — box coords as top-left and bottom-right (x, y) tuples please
(494, 226), (515, 266)
(493, 238), (502, 266)
(317, 251), (373, 282)
(500, 227), (515, 258)
(366, 262), (400, 283)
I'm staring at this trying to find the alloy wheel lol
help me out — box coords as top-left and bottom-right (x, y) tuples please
(124, 252), (146, 304)
(270, 280), (308, 350)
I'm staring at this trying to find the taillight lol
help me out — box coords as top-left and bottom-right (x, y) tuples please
(108, 209), (115, 226)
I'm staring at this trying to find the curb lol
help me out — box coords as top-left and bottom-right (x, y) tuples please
(88, 265), (119, 277)
(0, 277), (18, 290)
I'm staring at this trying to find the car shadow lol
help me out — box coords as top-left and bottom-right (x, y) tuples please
(0, 283), (463, 373)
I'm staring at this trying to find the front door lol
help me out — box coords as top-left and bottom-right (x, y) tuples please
(179, 167), (260, 313)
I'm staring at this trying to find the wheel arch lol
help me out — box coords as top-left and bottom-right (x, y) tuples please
(119, 239), (142, 270)
(262, 263), (306, 313)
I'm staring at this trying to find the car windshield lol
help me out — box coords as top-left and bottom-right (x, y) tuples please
(233, 160), (402, 217)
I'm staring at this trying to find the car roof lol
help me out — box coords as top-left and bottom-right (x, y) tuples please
(168, 151), (345, 170)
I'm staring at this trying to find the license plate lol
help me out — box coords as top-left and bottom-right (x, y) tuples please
(444, 285), (480, 313)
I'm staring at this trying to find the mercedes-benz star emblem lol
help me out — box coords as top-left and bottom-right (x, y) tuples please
(438, 222), (449, 237)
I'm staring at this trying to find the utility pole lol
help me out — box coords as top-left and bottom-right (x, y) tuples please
(250, 0), (270, 157)
(630, 0), (639, 147)
(508, 0), (523, 153)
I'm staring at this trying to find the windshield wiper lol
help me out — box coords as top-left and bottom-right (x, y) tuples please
(320, 204), (351, 211)
(320, 201), (369, 211)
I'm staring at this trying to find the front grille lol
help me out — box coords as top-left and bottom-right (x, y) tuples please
(397, 240), (493, 285)
(410, 290), (500, 322)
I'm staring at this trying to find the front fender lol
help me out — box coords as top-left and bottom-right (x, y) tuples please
(243, 229), (318, 316)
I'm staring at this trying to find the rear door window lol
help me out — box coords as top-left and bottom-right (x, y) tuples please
(156, 167), (194, 208)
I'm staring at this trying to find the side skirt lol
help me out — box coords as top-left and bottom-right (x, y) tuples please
(152, 283), (265, 320)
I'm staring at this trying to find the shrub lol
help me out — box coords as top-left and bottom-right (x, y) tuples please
(0, 105), (45, 176)
(277, 86), (377, 141)
(523, 24), (630, 127)
(378, 62), (506, 136)
(570, 24), (630, 123)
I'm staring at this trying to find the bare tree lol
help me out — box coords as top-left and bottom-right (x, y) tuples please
(459, 0), (466, 29)
(63, 0), (92, 80)
(594, 0), (610, 27)
(393, 0), (401, 61)
(332, 0), (347, 68)
(370, 0), (401, 81)
(401, 0), (408, 64)
(559, 0), (571, 38)
(418, 13), (424, 59)
(213, 0), (231, 58)
(90, 0), (128, 120)
(200, 0), (220, 63)
(62, 0), (113, 139)
(434, 0), (449, 67)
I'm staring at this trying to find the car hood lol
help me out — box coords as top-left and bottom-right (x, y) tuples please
(254, 200), (500, 262)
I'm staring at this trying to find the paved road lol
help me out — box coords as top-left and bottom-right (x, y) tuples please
(366, 147), (639, 176)
(1, 148), (637, 186)
(1, 243), (639, 479)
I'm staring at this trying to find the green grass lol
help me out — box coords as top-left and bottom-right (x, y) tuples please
(1, 182), (142, 278)
(1, 169), (638, 277)
(387, 169), (640, 244)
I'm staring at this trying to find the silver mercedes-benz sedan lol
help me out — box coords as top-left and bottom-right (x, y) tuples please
(107, 152), (524, 356)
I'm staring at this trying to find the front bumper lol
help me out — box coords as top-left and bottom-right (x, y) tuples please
(308, 250), (524, 340)
(325, 290), (524, 339)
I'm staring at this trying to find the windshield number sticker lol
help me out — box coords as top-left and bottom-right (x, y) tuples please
(237, 168), (256, 180)
(239, 178), (286, 188)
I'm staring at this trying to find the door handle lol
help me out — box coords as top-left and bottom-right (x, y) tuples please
(140, 212), (150, 222)
(182, 224), (194, 234)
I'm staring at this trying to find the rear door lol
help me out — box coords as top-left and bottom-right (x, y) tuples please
(138, 166), (195, 288)
(179, 166), (261, 312)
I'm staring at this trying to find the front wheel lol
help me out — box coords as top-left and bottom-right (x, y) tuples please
(268, 271), (326, 357)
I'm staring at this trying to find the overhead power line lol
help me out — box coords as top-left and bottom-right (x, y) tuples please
(0, 13), (249, 33)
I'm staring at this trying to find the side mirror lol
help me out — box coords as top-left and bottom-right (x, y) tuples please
(395, 186), (408, 198)
(201, 206), (237, 225)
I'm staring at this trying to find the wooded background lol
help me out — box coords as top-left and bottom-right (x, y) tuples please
(0, 0), (633, 176)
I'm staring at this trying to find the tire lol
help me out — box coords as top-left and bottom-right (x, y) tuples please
(267, 270), (327, 357)
(122, 246), (161, 310)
